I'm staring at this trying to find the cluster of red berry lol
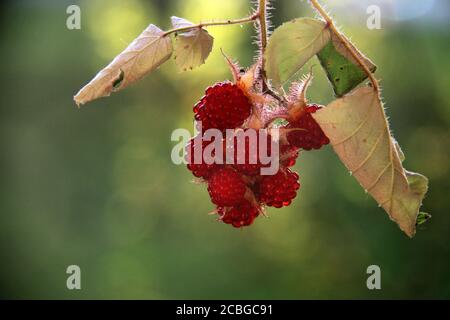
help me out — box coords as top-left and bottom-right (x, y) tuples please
(186, 81), (329, 228)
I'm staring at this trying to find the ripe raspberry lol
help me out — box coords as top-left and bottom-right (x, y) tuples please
(229, 130), (273, 176)
(194, 82), (252, 132)
(259, 169), (300, 208)
(286, 104), (329, 150)
(185, 136), (221, 179)
(207, 168), (247, 207)
(217, 200), (260, 228)
(280, 144), (299, 167)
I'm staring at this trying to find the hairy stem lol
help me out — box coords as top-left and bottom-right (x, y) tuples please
(309, 0), (380, 92)
(258, 0), (269, 91)
(258, 0), (268, 54)
(257, 0), (283, 102)
(163, 14), (259, 37)
(163, 1), (283, 102)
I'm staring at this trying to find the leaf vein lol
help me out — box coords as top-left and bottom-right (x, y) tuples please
(351, 129), (385, 174)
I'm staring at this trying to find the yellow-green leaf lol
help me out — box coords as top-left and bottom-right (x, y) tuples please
(171, 16), (214, 72)
(265, 18), (331, 88)
(312, 86), (429, 237)
(317, 32), (377, 97)
(74, 24), (173, 106)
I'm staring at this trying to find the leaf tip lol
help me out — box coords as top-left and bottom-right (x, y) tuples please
(404, 226), (416, 238)
(74, 98), (82, 108)
(73, 90), (86, 108)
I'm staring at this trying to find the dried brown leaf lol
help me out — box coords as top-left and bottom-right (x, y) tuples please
(312, 86), (429, 237)
(74, 24), (172, 106)
(171, 16), (214, 71)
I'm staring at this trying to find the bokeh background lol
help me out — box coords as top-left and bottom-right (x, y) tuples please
(1, 0), (449, 299)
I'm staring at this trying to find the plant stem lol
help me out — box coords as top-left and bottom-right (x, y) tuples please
(163, 1), (283, 102)
(257, 0), (283, 102)
(309, 0), (380, 92)
(258, 0), (268, 54)
(162, 14), (259, 37)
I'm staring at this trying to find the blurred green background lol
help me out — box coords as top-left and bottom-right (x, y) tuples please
(1, 0), (449, 299)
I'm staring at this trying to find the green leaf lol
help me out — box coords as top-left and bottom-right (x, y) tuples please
(312, 86), (429, 237)
(317, 33), (376, 97)
(265, 18), (331, 88)
(171, 16), (214, 72)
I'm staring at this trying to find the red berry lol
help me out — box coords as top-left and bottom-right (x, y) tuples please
(305, 104), (321, 113)
(229, 130), (273, 176)
(286, 104), (329, 150)
(185, 136), (221, 179)
(194, 82), (252, 132)
(259, 169), (300, 208)
(280, 144), (299, 167)
(217, 200), (260, 228)
(207, 168), (247, 206)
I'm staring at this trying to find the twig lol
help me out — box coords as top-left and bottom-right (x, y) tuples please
(163, 14), (259, 37)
